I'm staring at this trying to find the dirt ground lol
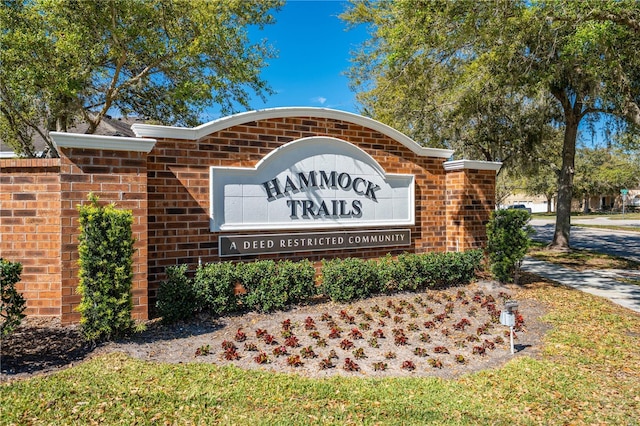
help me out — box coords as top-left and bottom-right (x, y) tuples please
(1, 279), (549, 382)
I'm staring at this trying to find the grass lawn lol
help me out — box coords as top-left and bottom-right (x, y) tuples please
(2, 279), (639, 425)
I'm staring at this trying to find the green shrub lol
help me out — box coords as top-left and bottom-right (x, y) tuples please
(240, 260), (286, 312)
(383, 251), (483, 292)
(1, 258), (26, 337)
(77, 195), (135, 342)
(276, 259), (317, 305)
(486, 209), (533, 283)
(321, 257), (381, 302)
(156, 265), (195, 323)
(193, 261), (239, 315)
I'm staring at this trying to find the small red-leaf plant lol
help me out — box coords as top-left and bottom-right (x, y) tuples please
(401, 360), (416, 371)
(272, 346), (288, 357)
(340, 339), (354, 350)
(328, 349), (339, 359)
(380, 309), (391, 318)
(254, 351), (270, 364)
(328, 327), (342, 339)
(372, 329), (385, 338)
(494, 336), (505, 345)
(407, 323), (420, 331)
(349, 328), (363, 340)
(343, 358), (360, 372)
(413, 347), (428, 357)
(285, 336), (300, 347)
(255, 328), (267, 338)
(394, 334), (408, 346)
(445, 302), (455, 314)
(281, 318), (292, 330)
(368, 338), (379, 348)
(428, 358), (443, 368)
(221, 340), (236, 350)
(483, 340), (496, 350)
(287, 355), (303, 367)
(384, 351), (396, 359)
(304, 316), (316, 330)
(319, 358), (334, 369)
(425, 307), (434, 315)
(224, 348), (240, 361)
(234, 328), (247, 342)
(352, 348), (366, 359)
(393, 315), (404, 324)
(320, 312), (332, 321)
(263, 334), (277, 345)
(453, 318), (471, 331)
(424, 321), (436, 329)
(455, 354), (466, 364)
(339, 310), (349, 320)
(244, 342), (258, 352)
(372, 362), (388, 371)
(472, 346), (486, 356)
(359, 322), (371, 331)
(316, 338), (328, 348)
(309, 331), (321, 339)
(195, 344), (210, 357)
(433, 346), (449, 354)
(466, 334), (480, 342)
(300, 346), (317, 359)
(440, 328), (451, 337)
(419, 333), (431, 343)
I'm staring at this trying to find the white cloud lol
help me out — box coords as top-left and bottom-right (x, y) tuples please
(312, 96), (327, 105)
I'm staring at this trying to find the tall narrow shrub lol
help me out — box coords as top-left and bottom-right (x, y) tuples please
(1, 258), (26, 337)
(77, 195), (135, 341)
(486, 209), (533, 283)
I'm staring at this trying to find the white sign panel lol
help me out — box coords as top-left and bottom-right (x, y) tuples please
(210, 137), (414, 231)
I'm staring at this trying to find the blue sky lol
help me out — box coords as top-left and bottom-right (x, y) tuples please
(203, 0), (367, 121)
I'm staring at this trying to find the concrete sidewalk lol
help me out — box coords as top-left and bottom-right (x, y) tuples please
(521, 257), (640, 313)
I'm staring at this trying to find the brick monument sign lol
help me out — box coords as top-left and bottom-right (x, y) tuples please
(0, 108), (500, 323)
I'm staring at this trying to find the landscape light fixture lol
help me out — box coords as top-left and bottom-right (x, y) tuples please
(500, 300), (519, 354)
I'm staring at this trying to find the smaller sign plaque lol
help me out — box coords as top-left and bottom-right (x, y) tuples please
(219, 229), (411, 257)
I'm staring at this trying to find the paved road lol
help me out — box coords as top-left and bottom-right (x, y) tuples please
(530, 219), (640, 262)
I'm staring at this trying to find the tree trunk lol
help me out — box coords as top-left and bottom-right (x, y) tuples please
(546, 195), (553, 213)
(583, 195), (590, 213)
(550, 115), (579, 250)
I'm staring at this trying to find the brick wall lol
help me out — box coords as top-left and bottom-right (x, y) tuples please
(146, 116), (453, 302)
(0, 159), (62, 316)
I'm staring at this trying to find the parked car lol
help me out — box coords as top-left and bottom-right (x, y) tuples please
(507, 204), (532, 214)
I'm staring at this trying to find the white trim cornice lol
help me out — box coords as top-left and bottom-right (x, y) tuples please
(131, 107), (455, 159)
(443, 159), (502, 172)
(51, 132), (157, 153)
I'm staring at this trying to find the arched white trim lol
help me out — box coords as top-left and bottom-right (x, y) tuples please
(131, 107), (454, 158)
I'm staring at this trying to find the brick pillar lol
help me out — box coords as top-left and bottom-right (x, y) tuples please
(51, 133), (156, 324)
(0, 159), (62, 316)
(444, 160), (501, 252)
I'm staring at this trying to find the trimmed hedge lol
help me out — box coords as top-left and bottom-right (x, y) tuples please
(486, 209), (533, 283)
(156, 265), (195, 324)
(321, 257), (381, 302)
(193, 261), (239, 315)
(77, 196), (135, 341)
(157, 250), (483, 322)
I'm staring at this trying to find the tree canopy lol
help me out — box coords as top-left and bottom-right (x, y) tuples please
(0, 0), (283, 157)
(343, 0), (640, 249)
